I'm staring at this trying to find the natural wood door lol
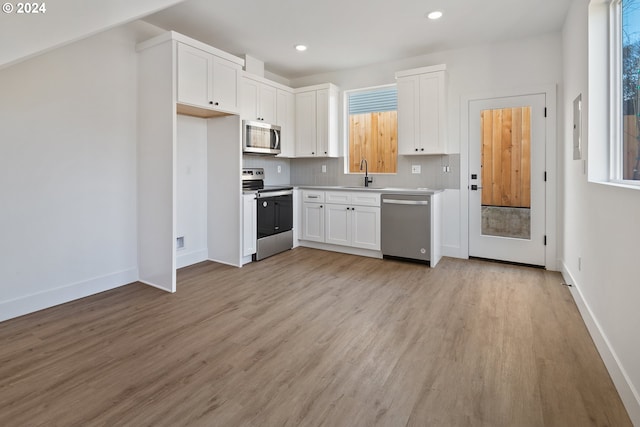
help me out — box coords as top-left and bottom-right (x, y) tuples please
(481, 107), (531, 208)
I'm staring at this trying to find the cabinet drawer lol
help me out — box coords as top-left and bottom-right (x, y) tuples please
(352, 192), (380, 207)
(325, 191), (351, 204)
(325, 191), (381, 206)
(302, 190), (324, 203)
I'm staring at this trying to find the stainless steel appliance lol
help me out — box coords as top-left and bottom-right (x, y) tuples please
(381, 194), (431, 264)
(242, 168), (293, 260)
(243, 120), (281, 155)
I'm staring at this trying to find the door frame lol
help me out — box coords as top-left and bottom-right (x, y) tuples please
(460, 85), (557, 270)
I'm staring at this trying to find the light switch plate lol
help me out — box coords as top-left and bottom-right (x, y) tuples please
(322, 165), (327, 173)
(412, 165), (421, 174)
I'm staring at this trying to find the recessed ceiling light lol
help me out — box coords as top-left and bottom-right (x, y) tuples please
(427, 10), (443, 20)
(295, 44), (308, 52)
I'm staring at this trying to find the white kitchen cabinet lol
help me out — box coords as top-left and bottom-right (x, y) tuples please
(302, 202), (325, 242)
(325, 204), (350, 246)
(242, 193), (257, 257)
(396, 64), (447, 155)
(276, 88), (296, 157)
(240, 75), (277, 123)
(324, 191), (380, 250)
(301, 190), (325, 242)
(294, 84), (339, 157)
(177, 42), (241, 114)
(351, 206), (381, 250)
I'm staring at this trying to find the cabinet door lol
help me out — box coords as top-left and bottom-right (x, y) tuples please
(325, 204), (351, 246)
(242, 194), (257, 256)
(351, 206), (381, 250)
(419, 72), (444, 154)
(177, 43), (213, 108)
(302, 202), (324, 242)
(277, 89), (295, 157)
(295, 91), (317, 156)
(397, 75), (420, 154)
(259, 84), (277, 124)
(240, 76), (260, 120)
(211, 56), (239, 113)
(316, 89), (329, 156)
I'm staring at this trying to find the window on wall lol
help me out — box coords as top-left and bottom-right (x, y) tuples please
(346, 86), (398, 174)
(620, 0), (640, 181)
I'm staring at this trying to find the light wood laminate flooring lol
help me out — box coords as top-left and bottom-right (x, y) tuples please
(0, 248), (632, 426)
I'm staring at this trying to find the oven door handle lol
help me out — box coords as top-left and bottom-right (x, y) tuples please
(256, 189), (293, 198)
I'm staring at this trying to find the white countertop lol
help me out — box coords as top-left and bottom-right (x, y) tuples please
(296, 185), (444, 195)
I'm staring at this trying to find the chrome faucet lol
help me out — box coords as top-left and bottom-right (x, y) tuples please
(360, 159), (373, 187)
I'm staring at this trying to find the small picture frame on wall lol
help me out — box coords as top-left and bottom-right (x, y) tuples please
(573, 94), (582, 160)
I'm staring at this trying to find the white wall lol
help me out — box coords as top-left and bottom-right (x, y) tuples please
(291, 33), (563, 259)
(0, 0), (186, 69)
(176, 115), (208, 268)
(561, 0), (640, 423)
(0, 21), (162, 322)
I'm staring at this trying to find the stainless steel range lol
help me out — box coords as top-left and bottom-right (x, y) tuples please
(242, 168), (293, 261)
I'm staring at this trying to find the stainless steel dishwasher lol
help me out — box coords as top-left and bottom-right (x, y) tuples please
(381, 193), (430, 263)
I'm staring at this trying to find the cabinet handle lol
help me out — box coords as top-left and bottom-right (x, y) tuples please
(421, 148), (424, 151)
(415, 148), (418, 152)
(215, 102), (219, 106)
(320, 205), (323, 208)
(352, 207), (355, 211)
(346, 207), (350, 210)
(312, 152), (315, 155)
(209, 101), (213, 105)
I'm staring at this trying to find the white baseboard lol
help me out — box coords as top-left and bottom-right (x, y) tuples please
(561, 262), (640, 425)
(441, 244), (464, 259)
(0, 268), (138, 323)
(298, 241), (382, 259)
(176, 248), (208, 269)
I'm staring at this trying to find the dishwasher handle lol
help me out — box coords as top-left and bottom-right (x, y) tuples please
(382, 198), (429, 206)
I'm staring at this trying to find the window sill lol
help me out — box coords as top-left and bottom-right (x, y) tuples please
(589, 179), (640, 191)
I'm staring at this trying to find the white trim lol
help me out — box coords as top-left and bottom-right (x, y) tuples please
(0, 268), (138, 323)
(460, 84), (558, 270)
(136, 31), (245, 66)
(298, 240), (383, 259)
(394, 64), (447, 79)
(610, 0), (623, 180)
(176, 248), (209, 269)
(561, 262), (640, 425)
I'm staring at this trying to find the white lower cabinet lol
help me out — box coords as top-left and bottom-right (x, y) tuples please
(302, 202), (325, 242)
(242, 193), (257, 257)
(350, 206), (381, 250)
(325, 204), (380, 250)
(301, 190), (380, 251)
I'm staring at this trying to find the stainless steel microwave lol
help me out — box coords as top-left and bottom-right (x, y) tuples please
(243, 120), (281, 155)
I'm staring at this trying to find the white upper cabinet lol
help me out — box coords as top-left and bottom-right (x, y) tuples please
(294, 83), (339, 157)
(276, 88), (296, 157)
(176, 42), (241, 114)
(396, 64), (447, 155)
(240, 75), (277, 123)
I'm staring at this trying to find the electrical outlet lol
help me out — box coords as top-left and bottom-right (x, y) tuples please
(412, 165), (421, 174)
(277, 165), (282, 173)
(322, 165), (327, 173)
(177, 236), (185, 250)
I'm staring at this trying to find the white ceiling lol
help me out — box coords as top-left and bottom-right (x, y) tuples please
(143, 0), (572, 81)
